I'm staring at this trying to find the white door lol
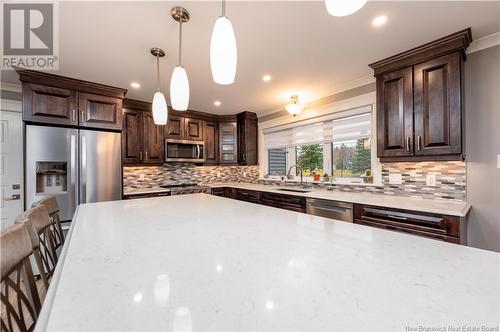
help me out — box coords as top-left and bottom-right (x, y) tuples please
(0, 101), (23, 229)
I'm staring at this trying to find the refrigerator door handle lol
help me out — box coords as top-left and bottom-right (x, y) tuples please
(70, 132), (78, 208)
(81, 133), (87, 204)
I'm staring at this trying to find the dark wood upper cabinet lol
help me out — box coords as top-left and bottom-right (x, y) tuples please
(122, 108), (142, 164)
(16, 69), (127, 129)
(79, 93), (122, 130)
(369, 28), (471, 162)
(142, 112), (164, 163)
(376, 67), (414, 158)
(165, 115), (204, 141)
(219, 121), (238, 164)
(22, 83), (78, 126)
(122, 99), (164, 165)
(185, 118), (203, 140)
(237, 112), (258, 165)
(414, 53), (462, 156)
(204, 121), (219, 165)
(165, 115), (184, 139)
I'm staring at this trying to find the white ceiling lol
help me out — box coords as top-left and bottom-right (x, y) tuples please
(2, 1), (499, 115)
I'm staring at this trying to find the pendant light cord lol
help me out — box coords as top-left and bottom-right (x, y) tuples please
(178, 21), (183, 67)
(156, 52), (160, 92)
(222, 0), (225, 17)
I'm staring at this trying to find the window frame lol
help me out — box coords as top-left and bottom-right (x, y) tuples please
(261, 103), (382, 186)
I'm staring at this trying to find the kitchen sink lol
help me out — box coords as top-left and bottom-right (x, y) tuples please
(277, 188), (311, 193)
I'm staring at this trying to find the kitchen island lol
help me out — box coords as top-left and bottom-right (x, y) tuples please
(37, 194), (498, 331)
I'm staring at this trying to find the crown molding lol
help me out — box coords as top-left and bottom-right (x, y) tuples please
(0, 82), (22, 93)
(467, 31), (500, 54)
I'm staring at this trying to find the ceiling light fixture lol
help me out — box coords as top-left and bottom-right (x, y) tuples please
(170, 7), (190, 111)
(131, 82), (141, 88)
(325, 0), (367, 17)
(372, 15), (388, 27)
(214, 100), (221, 106)
(262, 75), (272, 82)
(210, 0), (237, 85)
(151, 47), (168, 125)
(284, 95), (303, 116)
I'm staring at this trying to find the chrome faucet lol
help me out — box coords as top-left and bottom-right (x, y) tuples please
(287, 164), (304, 186)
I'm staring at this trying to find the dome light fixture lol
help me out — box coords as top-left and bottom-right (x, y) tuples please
(150, 47), (168, 125)
(284, 95), (303, 116)
(210, 0), (237, 85)
(170, 7), (190, 111)
(324, 0), (367, 17)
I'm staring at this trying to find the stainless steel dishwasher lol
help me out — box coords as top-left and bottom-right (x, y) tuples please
(306, 198), (353, 222)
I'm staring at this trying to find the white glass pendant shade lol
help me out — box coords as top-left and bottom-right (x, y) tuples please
(152, 91), (168, 125)
(170, 66), (190, 111)
(285, 96), (303, 116)
(210, 16), (237, 85)
(324, 0), (367, 17)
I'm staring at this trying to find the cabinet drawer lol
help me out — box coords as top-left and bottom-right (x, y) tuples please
(211, 188), (225, 197)
(260, 192), (306, 212)
(353, 204), (461, 241)
(235, 189), (260, 203)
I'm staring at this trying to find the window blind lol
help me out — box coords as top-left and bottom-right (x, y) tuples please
(331, 112), (372, 144)
(264, 106), (372, 149)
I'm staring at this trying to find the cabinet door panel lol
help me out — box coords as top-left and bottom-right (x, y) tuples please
(376, 67), (414, 158)
(143, 113), (164, 163)
(414, 53), (462, 156)
(122, 108), (142, 164)
(23, 83), (77, 126)
(79, 93), (122, 130)
(165, 115), (184, 139)
(219, 122), (237, 164)
(185, 118), (203, 140)
(204, 121), (218, 164)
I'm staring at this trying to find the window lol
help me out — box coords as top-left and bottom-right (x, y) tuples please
(296, 144), (323, 176)
(263, 105), (378, 185)
(268, 148), (287, 176)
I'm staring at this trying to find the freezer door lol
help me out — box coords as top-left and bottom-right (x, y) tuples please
(25, 125), (78, 222)
(79, 130), (122, 204)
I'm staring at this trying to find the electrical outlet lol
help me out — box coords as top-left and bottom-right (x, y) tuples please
(389, 173), (402, 185)
(217, 171), (221, 178)
(139, 174), (145, 180)
(243, 172), (247, 178)
(426, 174), (436, 186)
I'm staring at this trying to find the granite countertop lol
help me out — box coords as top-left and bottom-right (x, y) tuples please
(124, 182), (470, 217)
(36, 194), (498, 331)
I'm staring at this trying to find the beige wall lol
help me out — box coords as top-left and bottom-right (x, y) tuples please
(465, 45), (500, 252)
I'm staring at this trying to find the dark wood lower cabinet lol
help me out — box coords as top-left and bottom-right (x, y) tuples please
(353, 204), (462, 244)
(260, 192), (306, 213)
(211, 188), (464, 243)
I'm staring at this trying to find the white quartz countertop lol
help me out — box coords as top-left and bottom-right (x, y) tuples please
(38, 194), (498, 331)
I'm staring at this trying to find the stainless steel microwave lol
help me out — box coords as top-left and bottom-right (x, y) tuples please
(165, 139), (205, 163)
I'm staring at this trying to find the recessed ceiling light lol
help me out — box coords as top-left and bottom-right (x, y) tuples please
(130, 82), (141, 88)
(262, 75), (272, 82)
(372, 15), (388, 27)
(214, 100), (221, 107)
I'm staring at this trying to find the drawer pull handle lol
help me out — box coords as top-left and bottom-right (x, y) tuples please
(388, 215), (408, 221)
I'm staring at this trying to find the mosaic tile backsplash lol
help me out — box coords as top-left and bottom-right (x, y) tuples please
(123, 161), (466, 201)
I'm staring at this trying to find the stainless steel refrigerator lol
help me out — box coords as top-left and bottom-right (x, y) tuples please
(25, 125), (122, 222)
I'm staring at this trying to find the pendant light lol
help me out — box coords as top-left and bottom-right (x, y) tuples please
(170, 7), (190, 111)
(325, 0), (367, 17)
(151, 48), (168, 125)
(284, 95), (303, 116)
(210, 0), (237, 85)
